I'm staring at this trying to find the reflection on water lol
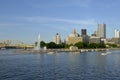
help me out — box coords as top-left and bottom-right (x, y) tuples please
(0, 50), (120, 80)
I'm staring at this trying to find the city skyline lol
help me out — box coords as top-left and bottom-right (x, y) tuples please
(0, 0), (120, 43)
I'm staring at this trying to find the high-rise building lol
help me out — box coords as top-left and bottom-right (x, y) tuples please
(66, 29), (82, 45)
(69, 29), (79, 37)
(97, 23), (106, 39)
(65, 29), (89, 45)
(81, 29), (87, 36)
(111, 38), (120, 44)
(81, 29), (89, 43)
(115, 29), (120, 38)
(53, 33), (61, 44)
(89, 36), (101, 44)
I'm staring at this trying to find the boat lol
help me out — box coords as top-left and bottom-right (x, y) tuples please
(101, 53), (107, 55)
(101, 52), (112, 55)
(106, 52), (111, 54)
(1, 47), (6, 50)
(81, 50), (85, 52)
(48, 52), (55, 54)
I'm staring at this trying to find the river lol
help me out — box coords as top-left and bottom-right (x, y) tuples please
(0, 49), (120, 80)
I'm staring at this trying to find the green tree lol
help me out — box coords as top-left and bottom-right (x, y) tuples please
(89, 43), (98, 48)
(57, 43), (65, 48)
(65, 44), (70, 48)
(74, 42), (106, 49)
(74, 42), (84, 49)
(99, 43), (106, 48)
(40, 41), (46, 48)
(47, 42), (57, 49)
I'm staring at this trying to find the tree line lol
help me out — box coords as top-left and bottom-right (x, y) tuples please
(35, 41), (107, 49)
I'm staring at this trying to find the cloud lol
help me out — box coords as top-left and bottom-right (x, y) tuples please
(54, 18), (96, 25)
(19, 16), (96, 26)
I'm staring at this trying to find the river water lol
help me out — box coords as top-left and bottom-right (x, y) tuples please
(0, 49), (120, 80)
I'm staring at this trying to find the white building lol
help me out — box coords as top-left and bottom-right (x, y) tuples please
(97, 23), (106, 39)
(53, 33), (61, 44)
(69, 29), (79, 37)
(65, 29), (82, 45)
(115, 29), (120, 38)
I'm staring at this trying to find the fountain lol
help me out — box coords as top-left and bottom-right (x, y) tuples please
(34, 34), (41, 50)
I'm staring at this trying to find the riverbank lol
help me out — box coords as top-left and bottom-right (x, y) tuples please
(14, 48), (118, 54)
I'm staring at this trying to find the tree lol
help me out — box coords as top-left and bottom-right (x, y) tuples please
(74, 42), (84, 49)
(65, 44), (70, 48)
(99, 43), (106, 48)
(89, 43), (98, 48)
(106, 43), (117, 48)
(74, 42), (106, 49)
(40, 41), (46, 48)
(47, 42), (57, 49)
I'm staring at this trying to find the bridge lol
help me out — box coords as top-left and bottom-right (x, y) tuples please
(0, 40), (34, 49)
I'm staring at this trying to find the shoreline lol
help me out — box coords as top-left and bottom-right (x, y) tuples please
(14, 48), (120, 54)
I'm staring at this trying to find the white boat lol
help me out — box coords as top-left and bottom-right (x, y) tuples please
(106, 52), (111, 54)
(81, 50), (85, 52)
(91, 49), (94, 52)
(101, 53), (107, 55)
(48, 52), (54, 54)
(1, 47), (6, 50)
(101, 52), (112, 55)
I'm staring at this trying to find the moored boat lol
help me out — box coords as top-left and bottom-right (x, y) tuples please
(101, 52), (112, 56)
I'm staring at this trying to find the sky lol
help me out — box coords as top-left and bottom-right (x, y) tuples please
(0, 0), (120, 44)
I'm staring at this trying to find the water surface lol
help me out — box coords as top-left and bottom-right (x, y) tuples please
(0, 49), (120, 80)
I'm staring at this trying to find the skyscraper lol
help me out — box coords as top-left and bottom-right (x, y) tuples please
(81, 29), (87, 36)
(97, 23), (106, 38)
(66, 29), (82, 45)
(53, 33), (61, 44)
(115, 29), (120, 38)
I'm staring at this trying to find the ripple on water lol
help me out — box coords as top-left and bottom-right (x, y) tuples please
(1, 50), (120, 80)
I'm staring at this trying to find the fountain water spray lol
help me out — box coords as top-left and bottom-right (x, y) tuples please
(34, 34), (41, 50)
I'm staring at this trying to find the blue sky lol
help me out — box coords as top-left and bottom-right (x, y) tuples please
(0, 0), (120, 43)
